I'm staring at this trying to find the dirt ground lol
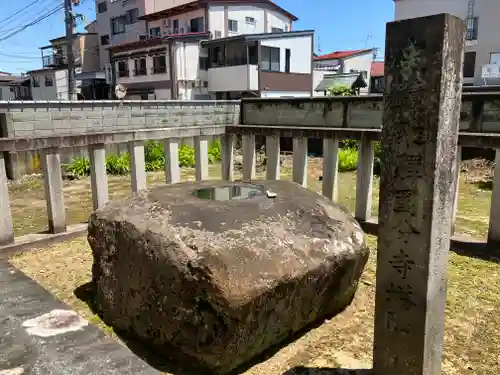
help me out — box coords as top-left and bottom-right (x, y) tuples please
(8, 157), (500, 375)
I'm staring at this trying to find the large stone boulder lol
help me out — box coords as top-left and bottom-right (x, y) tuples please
(88, 180), (369, 374)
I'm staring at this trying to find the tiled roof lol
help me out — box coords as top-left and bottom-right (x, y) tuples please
(313, 49), (373, 61)
(371, 61), (384, 77)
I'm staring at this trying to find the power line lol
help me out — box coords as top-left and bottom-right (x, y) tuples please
(0, 53), (40, 60)
(0, 0), (45, 26)
(0, 0), (60, 32)
(0, 5), (64, 43)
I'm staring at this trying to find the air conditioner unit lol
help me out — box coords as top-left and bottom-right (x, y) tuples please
(139, 34), (149, 40)
(481, 64), (500, 85)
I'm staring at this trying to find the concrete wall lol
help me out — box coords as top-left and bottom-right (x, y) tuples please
(0, 99), (239, 174)
(0, 100), (239, 138)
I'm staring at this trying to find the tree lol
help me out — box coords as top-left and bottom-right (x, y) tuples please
(326, 84), (356, 97)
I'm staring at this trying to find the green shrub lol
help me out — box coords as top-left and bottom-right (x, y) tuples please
(208, 140), (221, 164)
(178, 144), (195, 167)
(327, 84), (356, 97)
(144, 141), (165, 172)
(65, 157), (90, 178)
(105, 153), (130, 175)
(338, 148), (358, 172)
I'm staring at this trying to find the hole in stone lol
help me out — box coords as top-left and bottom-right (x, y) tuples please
(193, 184), (266, 201)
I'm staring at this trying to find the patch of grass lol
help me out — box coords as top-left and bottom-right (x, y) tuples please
(7, 157), (499, 375)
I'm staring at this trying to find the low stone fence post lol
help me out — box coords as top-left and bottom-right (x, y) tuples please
(374, 14), (465, 375)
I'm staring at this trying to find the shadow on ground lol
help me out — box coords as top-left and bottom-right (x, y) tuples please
(360, 221), (500, 264)
(74, 282), (357, 375)
(282, 368), (371, 375)
(450, 237), (500, 264)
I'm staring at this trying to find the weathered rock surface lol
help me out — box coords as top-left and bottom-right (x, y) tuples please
(88, 180), (369, 374)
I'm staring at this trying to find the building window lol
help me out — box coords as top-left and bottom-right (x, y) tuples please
(150, 27), (161, 37)
(111, 16), (126, 34)
(190, 17), (204, 32)
(210, 46), (224, 67)
(463, 51), (476, 78)
(152, 55), (166, 74)
(126, 8), (139, 24)
(490, 53), (500, 65)
(466, 17), (478, 41)
(228, 19), (238, 33)
(199, 56), (208, 70)
(117, 60), (129, 77)
(32, 76), (40, 87)
(134, 57), (147, 76)
(214, 30), (221, 38)
(285, 48), (291, 73)
(97, 1), (107, 13)
(44, 75), (53, 86)
(245, 17), (255, 25)
(173, 19), (179, 33)
(262, 46), (280, 72)
(285, 24), (289, 31)
(100, 34), (109, 45)
(271, 27), (283, 33)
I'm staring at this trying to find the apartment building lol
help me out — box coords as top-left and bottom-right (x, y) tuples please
(312, 49), (374, 96)
(28, 26), (102, 100)
(105, 0), (311, 99)
(394, 0), (500, 86)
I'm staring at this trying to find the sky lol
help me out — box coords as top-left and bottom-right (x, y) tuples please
(0, 0), (395, 74)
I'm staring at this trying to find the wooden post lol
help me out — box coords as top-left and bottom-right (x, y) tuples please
(374, 14), (465, 375)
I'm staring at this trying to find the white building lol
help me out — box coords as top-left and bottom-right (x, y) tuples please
(103, 0), (311, 99)
(109, 30), (314, 100)
(394, 0), (500, 86)
(312, 49), (374, 96)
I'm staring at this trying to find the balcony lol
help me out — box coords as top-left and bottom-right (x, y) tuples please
(208, 65), (258, 92)
(42, 54), (67, 68)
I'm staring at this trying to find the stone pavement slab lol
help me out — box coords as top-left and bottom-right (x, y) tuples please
(0, 261), (160, 375)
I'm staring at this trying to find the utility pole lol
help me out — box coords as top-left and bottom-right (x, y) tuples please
(64, 0), (74, 100)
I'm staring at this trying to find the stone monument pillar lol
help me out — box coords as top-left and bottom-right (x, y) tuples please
(373, 14), (465, 375)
